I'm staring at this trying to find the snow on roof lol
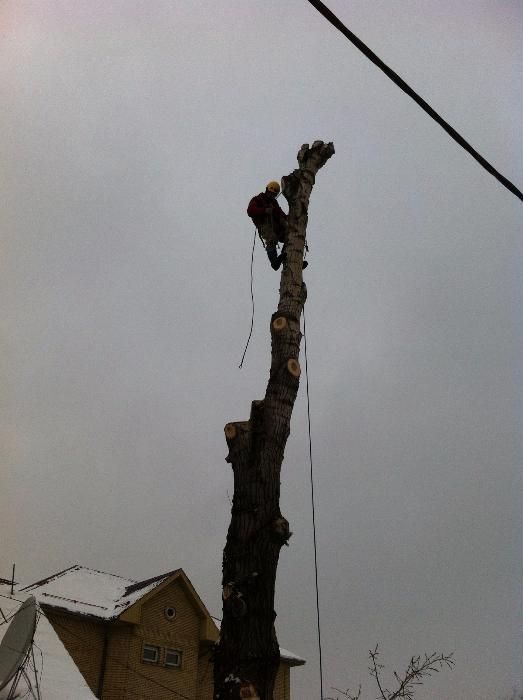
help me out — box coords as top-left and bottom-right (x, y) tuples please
(23, 565), (178, 621)
(22, 566), (305, 667)
(278, 646), (306, 666)
(0, 587), (95, 699)
(210, 616), (305, 667)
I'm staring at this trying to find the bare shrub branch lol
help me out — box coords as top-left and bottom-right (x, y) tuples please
(326, 644), (454, 700)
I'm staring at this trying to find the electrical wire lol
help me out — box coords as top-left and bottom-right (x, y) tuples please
(303, 306), (325, 700)
(306, 0), (523, 203)
(238, 227), (258, 369)
(0, 593), (27, 604)
(31, 642), (44, 700)
(0, 607), (15, 625)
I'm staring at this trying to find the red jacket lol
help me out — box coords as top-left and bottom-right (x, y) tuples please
(247, 192), (287, 231)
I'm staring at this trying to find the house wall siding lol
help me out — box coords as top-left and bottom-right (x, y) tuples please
(45, 580), (299, 700)
(196, 649), (213, 700)
(102, 579), (200, 700)
(46, 610), (105, 695)
(102, 624), (132, 699)
(274, 664), (290, 700)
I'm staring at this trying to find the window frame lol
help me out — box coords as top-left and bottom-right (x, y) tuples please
(164, 606), (177, 621)
(141, 644), (160, 664)
(164, 648), (182, 669)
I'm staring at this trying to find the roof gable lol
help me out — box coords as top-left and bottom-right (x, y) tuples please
(22, 565), (216, 636)
(23, 565), (170, 620)
(22, 566), (303, 664)
(118, 569), (219, 642)
(123, 569), (180, 597)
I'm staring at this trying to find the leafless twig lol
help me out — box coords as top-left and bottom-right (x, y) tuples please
(325, 644), (454, 700)
(324, 685), (361, 700)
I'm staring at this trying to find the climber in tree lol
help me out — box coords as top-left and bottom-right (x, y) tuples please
(247, 180), (287, 270)
(247, 181), (308, 271)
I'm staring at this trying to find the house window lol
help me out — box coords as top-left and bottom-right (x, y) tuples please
(142, 644), (159, 664)
(164, 649), (182, 668)
(164, 606), (176, 621)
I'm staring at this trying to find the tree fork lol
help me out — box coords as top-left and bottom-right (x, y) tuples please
(214, 141), (334, 700)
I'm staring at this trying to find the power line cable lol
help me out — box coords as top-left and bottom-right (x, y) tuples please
(32, 640), (44, 697)
(0, 592), (26, 604)
(306, 0), (523, 203)
(0, 607), (13, 625)
(303, 307), (325, 700)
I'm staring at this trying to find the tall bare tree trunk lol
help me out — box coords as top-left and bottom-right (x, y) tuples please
(214, 141), (334, 700)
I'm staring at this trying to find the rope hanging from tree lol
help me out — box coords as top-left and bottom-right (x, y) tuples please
(238, 227), (258, 369)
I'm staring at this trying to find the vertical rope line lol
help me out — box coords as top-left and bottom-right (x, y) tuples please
(238, 227), (257, 369)
(303, 306), (325, 700)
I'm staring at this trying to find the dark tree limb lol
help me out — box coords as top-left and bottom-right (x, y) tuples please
(214, 142), (334, 700)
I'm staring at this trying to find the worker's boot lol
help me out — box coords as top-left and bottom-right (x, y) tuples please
(268, 248), (308, 270)
(267, 246), (282, 271)
(279, 249), (309, 270)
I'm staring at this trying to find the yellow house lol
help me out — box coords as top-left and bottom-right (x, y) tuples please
(23, 565), (304, 699)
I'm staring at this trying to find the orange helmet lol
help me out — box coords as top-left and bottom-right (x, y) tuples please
(266, 181), (280, 194)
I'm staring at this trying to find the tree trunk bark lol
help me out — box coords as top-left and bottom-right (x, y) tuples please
(214, 141), (334, 700)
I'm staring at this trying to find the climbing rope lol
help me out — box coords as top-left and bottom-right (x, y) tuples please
(303, 306), (325, 700)
(237, 223), (323, 694)
(238, 227), (257, 369)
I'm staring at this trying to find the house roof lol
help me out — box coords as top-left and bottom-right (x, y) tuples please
(0, 587), (96, 699)
(23, 564), (178, 621)
(24, 566), (305, 667)
(278, 647), (306, 666)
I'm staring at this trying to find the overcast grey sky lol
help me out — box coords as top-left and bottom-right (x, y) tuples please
(1, 2), (522, 698)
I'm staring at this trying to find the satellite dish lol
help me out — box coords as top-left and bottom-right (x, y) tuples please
(0, 596), (37, 692)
